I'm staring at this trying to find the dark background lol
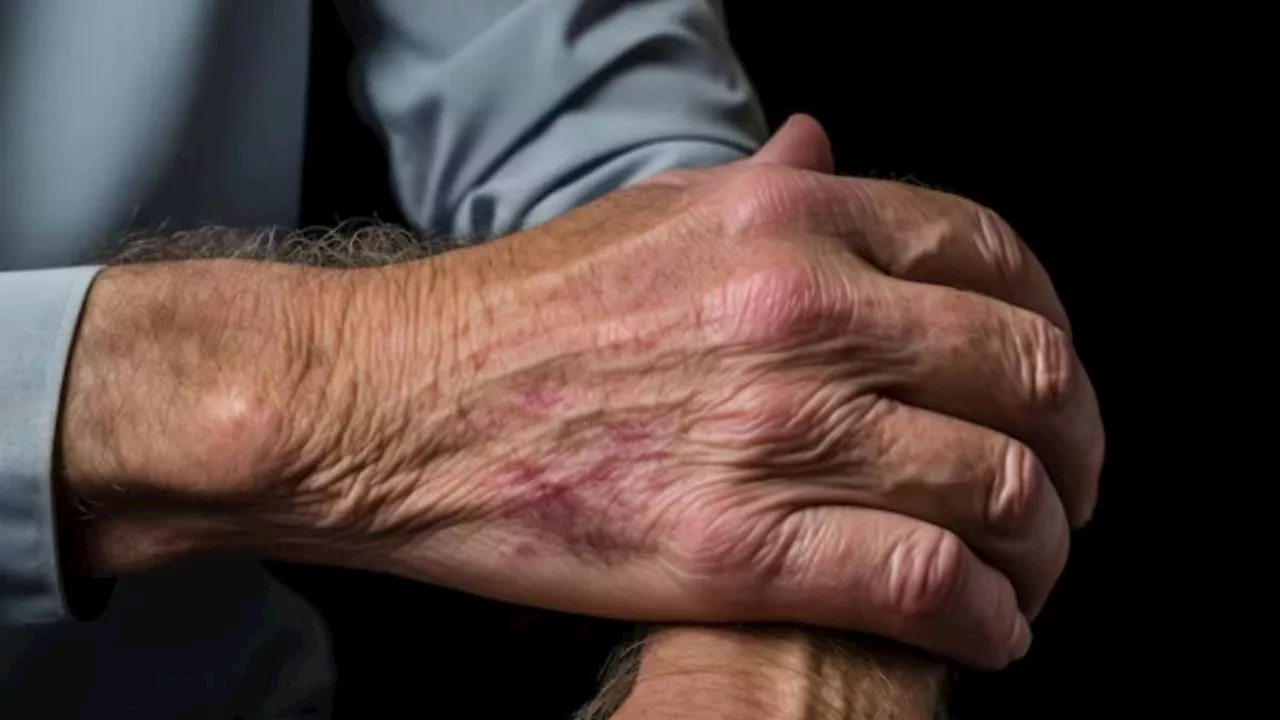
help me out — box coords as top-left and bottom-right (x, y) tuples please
(285, 3), (1266, 718)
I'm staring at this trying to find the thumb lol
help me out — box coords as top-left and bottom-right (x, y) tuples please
(749, 114), (835, 173)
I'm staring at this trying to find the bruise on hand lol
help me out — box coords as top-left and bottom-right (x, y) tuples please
(490, 405), (675, 563)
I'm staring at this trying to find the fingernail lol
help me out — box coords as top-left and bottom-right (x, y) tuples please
(1011, 615), (1033, 661)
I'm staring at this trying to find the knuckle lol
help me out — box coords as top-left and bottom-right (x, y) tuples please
(1017, 314), (1077, 413)
(710, 253), (835, 345)
(973, 205), (1028, 285)
(707, 244), (891, 351)
(663, 502), (782, 599)
(887, 528), (966, 618)
(892, 215), (951, 277)
(986, 440), (1045, 532)
(718, 165), (815, 235)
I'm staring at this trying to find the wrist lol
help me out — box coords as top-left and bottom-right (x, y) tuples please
(254, 256), (472, 570)
(614, 626), (814, 720)
(57, 259), (356, 572)
(615, 626), (946, 720)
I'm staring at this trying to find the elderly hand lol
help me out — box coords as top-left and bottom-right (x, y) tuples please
(64, 116), (1101, 669)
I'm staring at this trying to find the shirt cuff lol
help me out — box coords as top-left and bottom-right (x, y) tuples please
(1, 265), (107, 625)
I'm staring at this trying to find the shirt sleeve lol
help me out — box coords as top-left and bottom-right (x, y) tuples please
(346, 0), (768, 237)
(0, 266), (102, 625)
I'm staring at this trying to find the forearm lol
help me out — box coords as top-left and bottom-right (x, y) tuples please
(602, 626), (947, 720)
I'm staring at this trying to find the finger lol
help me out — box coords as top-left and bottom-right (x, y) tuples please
(749, 114), (836, 174)
(733, 166), (1072, 335)
(841, 178), (1073, 337)
(824, 397), (1070, 616)
(764, 507), (1031, 669)
(881, 278), (1105, 526)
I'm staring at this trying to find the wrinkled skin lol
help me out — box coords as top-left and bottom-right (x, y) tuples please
(329, 116), (1104, 669)
(70, 116), (1102, 669)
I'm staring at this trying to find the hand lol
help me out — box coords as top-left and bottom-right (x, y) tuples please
(365, 114), (1101, 667)
(61, 116), (1102, 669)
(608, 626), (946, 720)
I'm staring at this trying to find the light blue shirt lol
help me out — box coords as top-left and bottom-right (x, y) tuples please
(0, 0), (765, 715)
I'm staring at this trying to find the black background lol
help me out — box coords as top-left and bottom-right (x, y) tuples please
(287, 2), (1267, 717)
